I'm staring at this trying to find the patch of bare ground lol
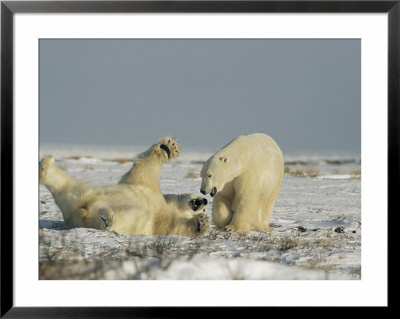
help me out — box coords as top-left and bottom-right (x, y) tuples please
(65, 155), (90, 160)
(185, 169), (199, 179)
(350, 169), (361, 180)
(109, 158), (132, 164)
(284, 166), (320, 178)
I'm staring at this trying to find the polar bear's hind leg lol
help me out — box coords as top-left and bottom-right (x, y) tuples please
(39, 155), (85, 195)
(39, 155), (55, 181)
(212, 195), (233, 229)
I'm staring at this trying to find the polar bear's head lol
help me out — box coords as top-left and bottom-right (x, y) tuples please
(200, 155), (232, 197)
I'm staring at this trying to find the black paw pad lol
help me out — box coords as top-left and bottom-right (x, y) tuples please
(160, 144), (171, 158)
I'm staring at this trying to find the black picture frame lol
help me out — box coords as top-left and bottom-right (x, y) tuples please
(1, 0), (396, 317)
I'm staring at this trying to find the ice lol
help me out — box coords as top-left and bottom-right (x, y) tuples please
(39, 144), (361, 280)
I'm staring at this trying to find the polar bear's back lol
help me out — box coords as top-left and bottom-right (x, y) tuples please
(232, 133), (283, 160)
(240, 133), (284, 189)
(249, 132), (282, 162)
(246, 133), (281, 153)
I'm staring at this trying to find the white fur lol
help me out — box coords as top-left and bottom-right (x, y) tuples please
(200, 133), (284, 233)
(40, 137), (209, 236)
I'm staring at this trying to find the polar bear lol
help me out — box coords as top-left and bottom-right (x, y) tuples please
(200, 133), (284, 233)
(39, 137), (209, 237)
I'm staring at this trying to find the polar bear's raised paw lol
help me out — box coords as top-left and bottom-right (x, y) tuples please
(154, 137), (181, 162)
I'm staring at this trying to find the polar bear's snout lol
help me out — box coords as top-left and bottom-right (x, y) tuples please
(200, 186), (217, 197)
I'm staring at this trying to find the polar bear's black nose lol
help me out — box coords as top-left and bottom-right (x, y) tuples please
(200, 189), (206, 195)
(202, 198), (208, 205)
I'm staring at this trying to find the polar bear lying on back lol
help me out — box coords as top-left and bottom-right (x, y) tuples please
(39, 137), (209, 237)
(200, 133), (284, 233)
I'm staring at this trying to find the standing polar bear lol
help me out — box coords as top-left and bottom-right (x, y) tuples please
(39, 137), (209, 237)
(200, 133), (284, 233)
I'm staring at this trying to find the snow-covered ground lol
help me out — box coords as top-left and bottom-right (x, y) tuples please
(39, 144), (361, 280)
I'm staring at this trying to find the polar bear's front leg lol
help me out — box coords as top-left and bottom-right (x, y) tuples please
(212, 195), (233, 229)
(179, 212), (209, 236)
(119, 137), (181, 187)
(187, 212), (210, 236)
(151, 137), (181, 163)
(223, 196), (259, 233)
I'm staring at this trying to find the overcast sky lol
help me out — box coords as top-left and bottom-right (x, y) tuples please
(39, 39), (360, 155)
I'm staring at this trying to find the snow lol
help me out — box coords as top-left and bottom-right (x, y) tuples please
(39, 144), (361, 280)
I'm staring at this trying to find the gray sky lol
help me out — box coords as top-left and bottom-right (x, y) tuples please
(39, 39), (360, 154)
